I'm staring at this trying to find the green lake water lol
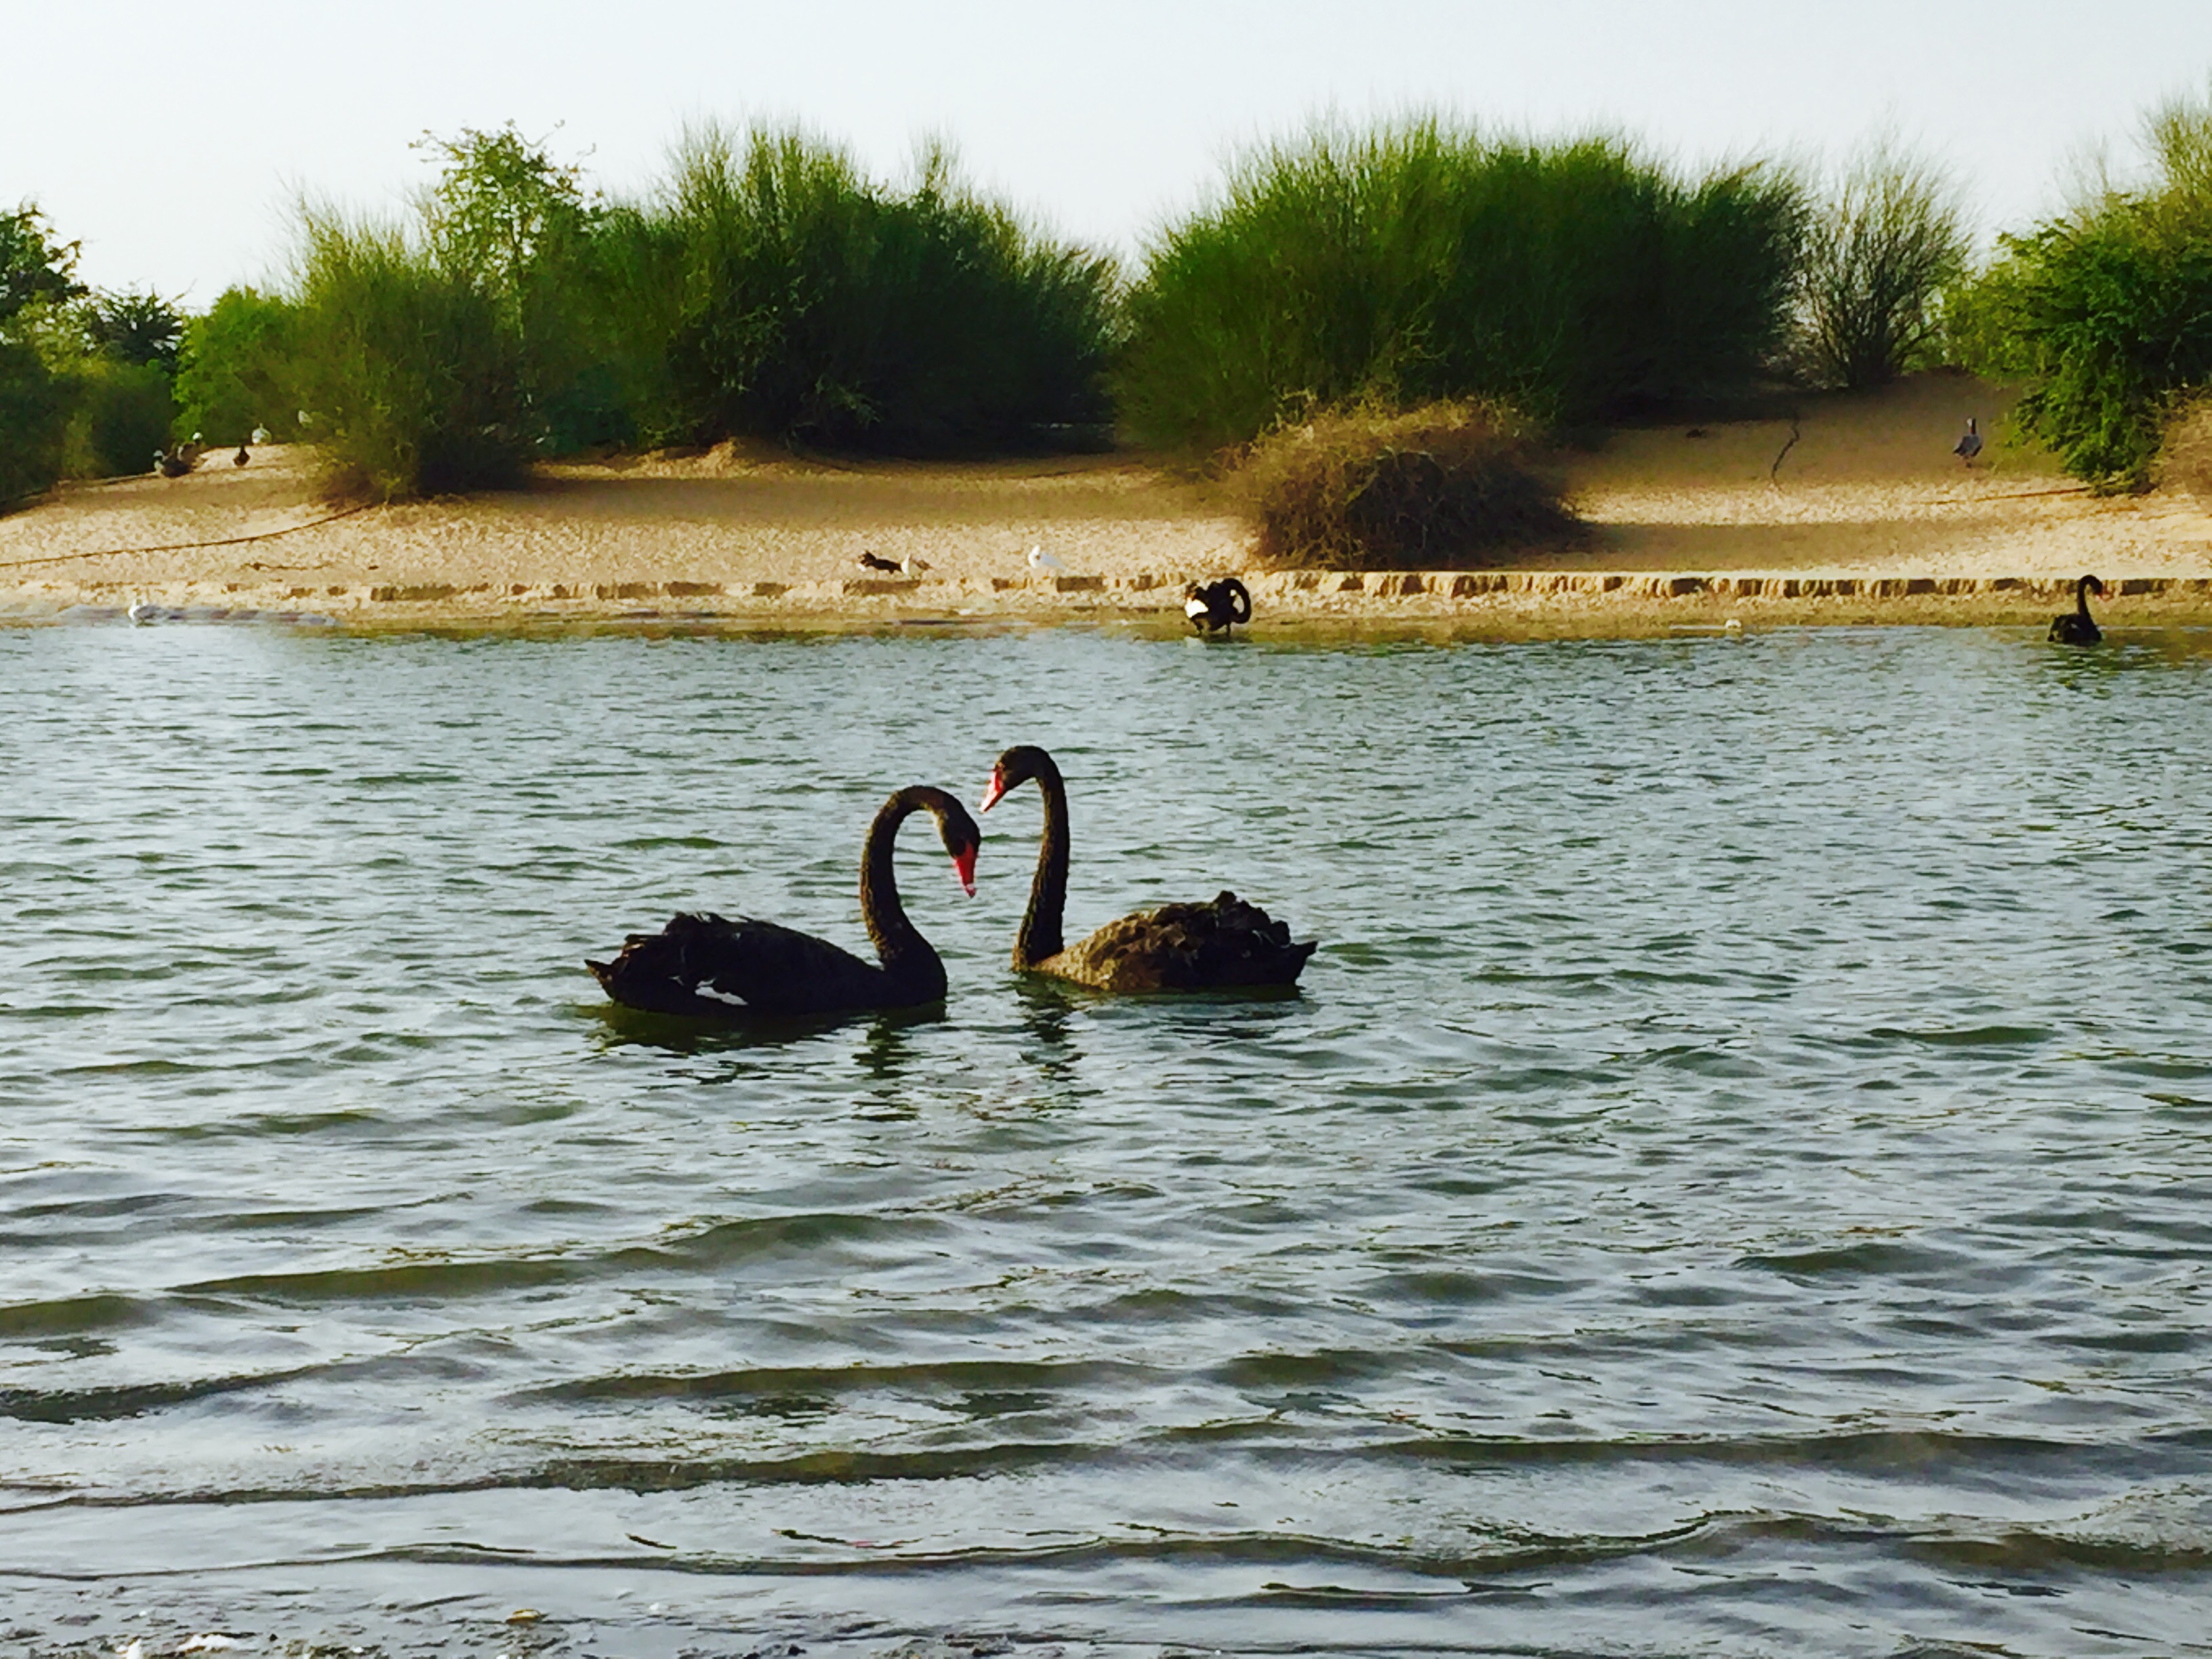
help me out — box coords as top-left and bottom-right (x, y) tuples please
(3, 621), (2209, 1657)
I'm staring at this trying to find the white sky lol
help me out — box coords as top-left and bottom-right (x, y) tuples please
(6, 0), (2211, 302)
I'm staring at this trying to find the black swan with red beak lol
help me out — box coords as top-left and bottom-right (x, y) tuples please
(981, 743), (1316, 991)
(588, 786), (980, 1016)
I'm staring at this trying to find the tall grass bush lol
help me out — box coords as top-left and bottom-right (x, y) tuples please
(1953, 83), (2212, 490)
(1795, 140), (1968, 388)
(1235, 399), (1577, 567)
(290, 211), (529, 498)
(1114, 121), (1805, 452)
(657, 127), (1116, 452)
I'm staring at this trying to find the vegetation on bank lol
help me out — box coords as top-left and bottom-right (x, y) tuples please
(8, 84), (2212, 516)
(1952, 83), (2212, 491)
(281, 123), (1120, 498)
(1114, 123), (1806, 453)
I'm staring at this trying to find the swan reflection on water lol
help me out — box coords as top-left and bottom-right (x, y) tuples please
(588, 996), (947, 1058)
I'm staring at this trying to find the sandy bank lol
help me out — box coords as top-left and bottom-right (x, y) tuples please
(5, 375), (2209, 636)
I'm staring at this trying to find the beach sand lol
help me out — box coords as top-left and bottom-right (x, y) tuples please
(5, 373), (2209, 635)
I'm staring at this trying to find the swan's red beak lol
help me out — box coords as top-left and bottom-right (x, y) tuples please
(979, 770), (1008, 813)
(951, 845), (979, 897)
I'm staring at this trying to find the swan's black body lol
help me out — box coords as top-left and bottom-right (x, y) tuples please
(981, 743), (1315, 991)
(588, 786), (979, 1017)
(233, 444), (249, 468)
(1184, 577), (1253, 635)
(2049, 573), (2104, 645)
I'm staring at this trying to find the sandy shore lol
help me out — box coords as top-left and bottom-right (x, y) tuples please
(5, 375), (2209, 635)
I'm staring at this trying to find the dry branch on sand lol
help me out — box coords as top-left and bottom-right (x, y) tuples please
(1233, 401), (1580, 569)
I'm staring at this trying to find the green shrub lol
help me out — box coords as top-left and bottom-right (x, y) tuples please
(291, 211), (529, 498)
(1954, 84), (2212, 490)
(62, 357), (174, 476)
(1114, 120), (1805, 452)
(0, 337), (70, 506)
(658, 126), (1117, 452)
(1796, 140), (1968, 388)
(1235, 398), (1578, 567)
(175, 287), (302, 444)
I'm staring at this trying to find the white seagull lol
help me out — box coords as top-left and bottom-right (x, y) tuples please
(1027, 544), (1066, 573)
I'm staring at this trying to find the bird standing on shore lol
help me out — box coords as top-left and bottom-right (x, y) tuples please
(1027, 544), (1066, 573)
(1954, 417), (1984, 467)
(857, 551), (902, 573)
(1184, 576), (1253, 635)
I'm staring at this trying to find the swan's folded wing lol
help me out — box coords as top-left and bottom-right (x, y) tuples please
(1066, 891), (1317, 990)
(590, 912), (884, 1015)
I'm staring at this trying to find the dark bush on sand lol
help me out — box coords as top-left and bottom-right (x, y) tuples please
(1115, 121), (1805, 453)
(63, 356), (175, 477)
(1236, 400), (1579, 569)
(0, 339), (70, 507)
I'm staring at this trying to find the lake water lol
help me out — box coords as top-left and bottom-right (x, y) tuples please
(3, 620), (2210, 1658)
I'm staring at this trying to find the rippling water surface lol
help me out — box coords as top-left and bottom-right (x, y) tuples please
(3, 621), (2211, 1658)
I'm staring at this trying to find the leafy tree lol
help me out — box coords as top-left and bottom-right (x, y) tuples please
(175, 287), (302, 443)
(83, 288), (186, 371)
(415, 121), (591, 304)
(1, 202), (84, 329)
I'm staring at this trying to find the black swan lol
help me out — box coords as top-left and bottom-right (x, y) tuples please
(1954, 417), (1983, 466)
(1184, 576), (1253, 636)
(587, 785), (981, 1017)
(233, 444), (249, 467)
(2049, 574), (2105, 645)
(980, 743), (1316, 991)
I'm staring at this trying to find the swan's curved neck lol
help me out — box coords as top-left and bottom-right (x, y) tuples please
(1016, 759), (1070, 967)
(859, 788), (936, 976)
(2077, 577), (2097, 615)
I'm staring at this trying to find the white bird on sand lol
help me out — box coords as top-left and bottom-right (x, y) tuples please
(251, 426), (271, 445)
(1027, 544), (1066, 573)
(900, 554), (930, 576)
(1953, 417), (1984, 466)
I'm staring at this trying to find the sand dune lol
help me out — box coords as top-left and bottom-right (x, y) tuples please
(4, 375), (2208, 634)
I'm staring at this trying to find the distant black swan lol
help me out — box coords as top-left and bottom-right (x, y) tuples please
(981, 743), (1315, 991)
(588, 786), (980, 1016)
(1184, 577), (1252, 635)
(2049, 574), (2105, 646)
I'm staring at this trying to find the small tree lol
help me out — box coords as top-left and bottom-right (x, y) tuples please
(175, 287), (304, 443)
(83, 289), (186, 372)
(1797, 140), (1968, 388)
(1, 203), (87, 507)
(1, 202), (84, 329)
